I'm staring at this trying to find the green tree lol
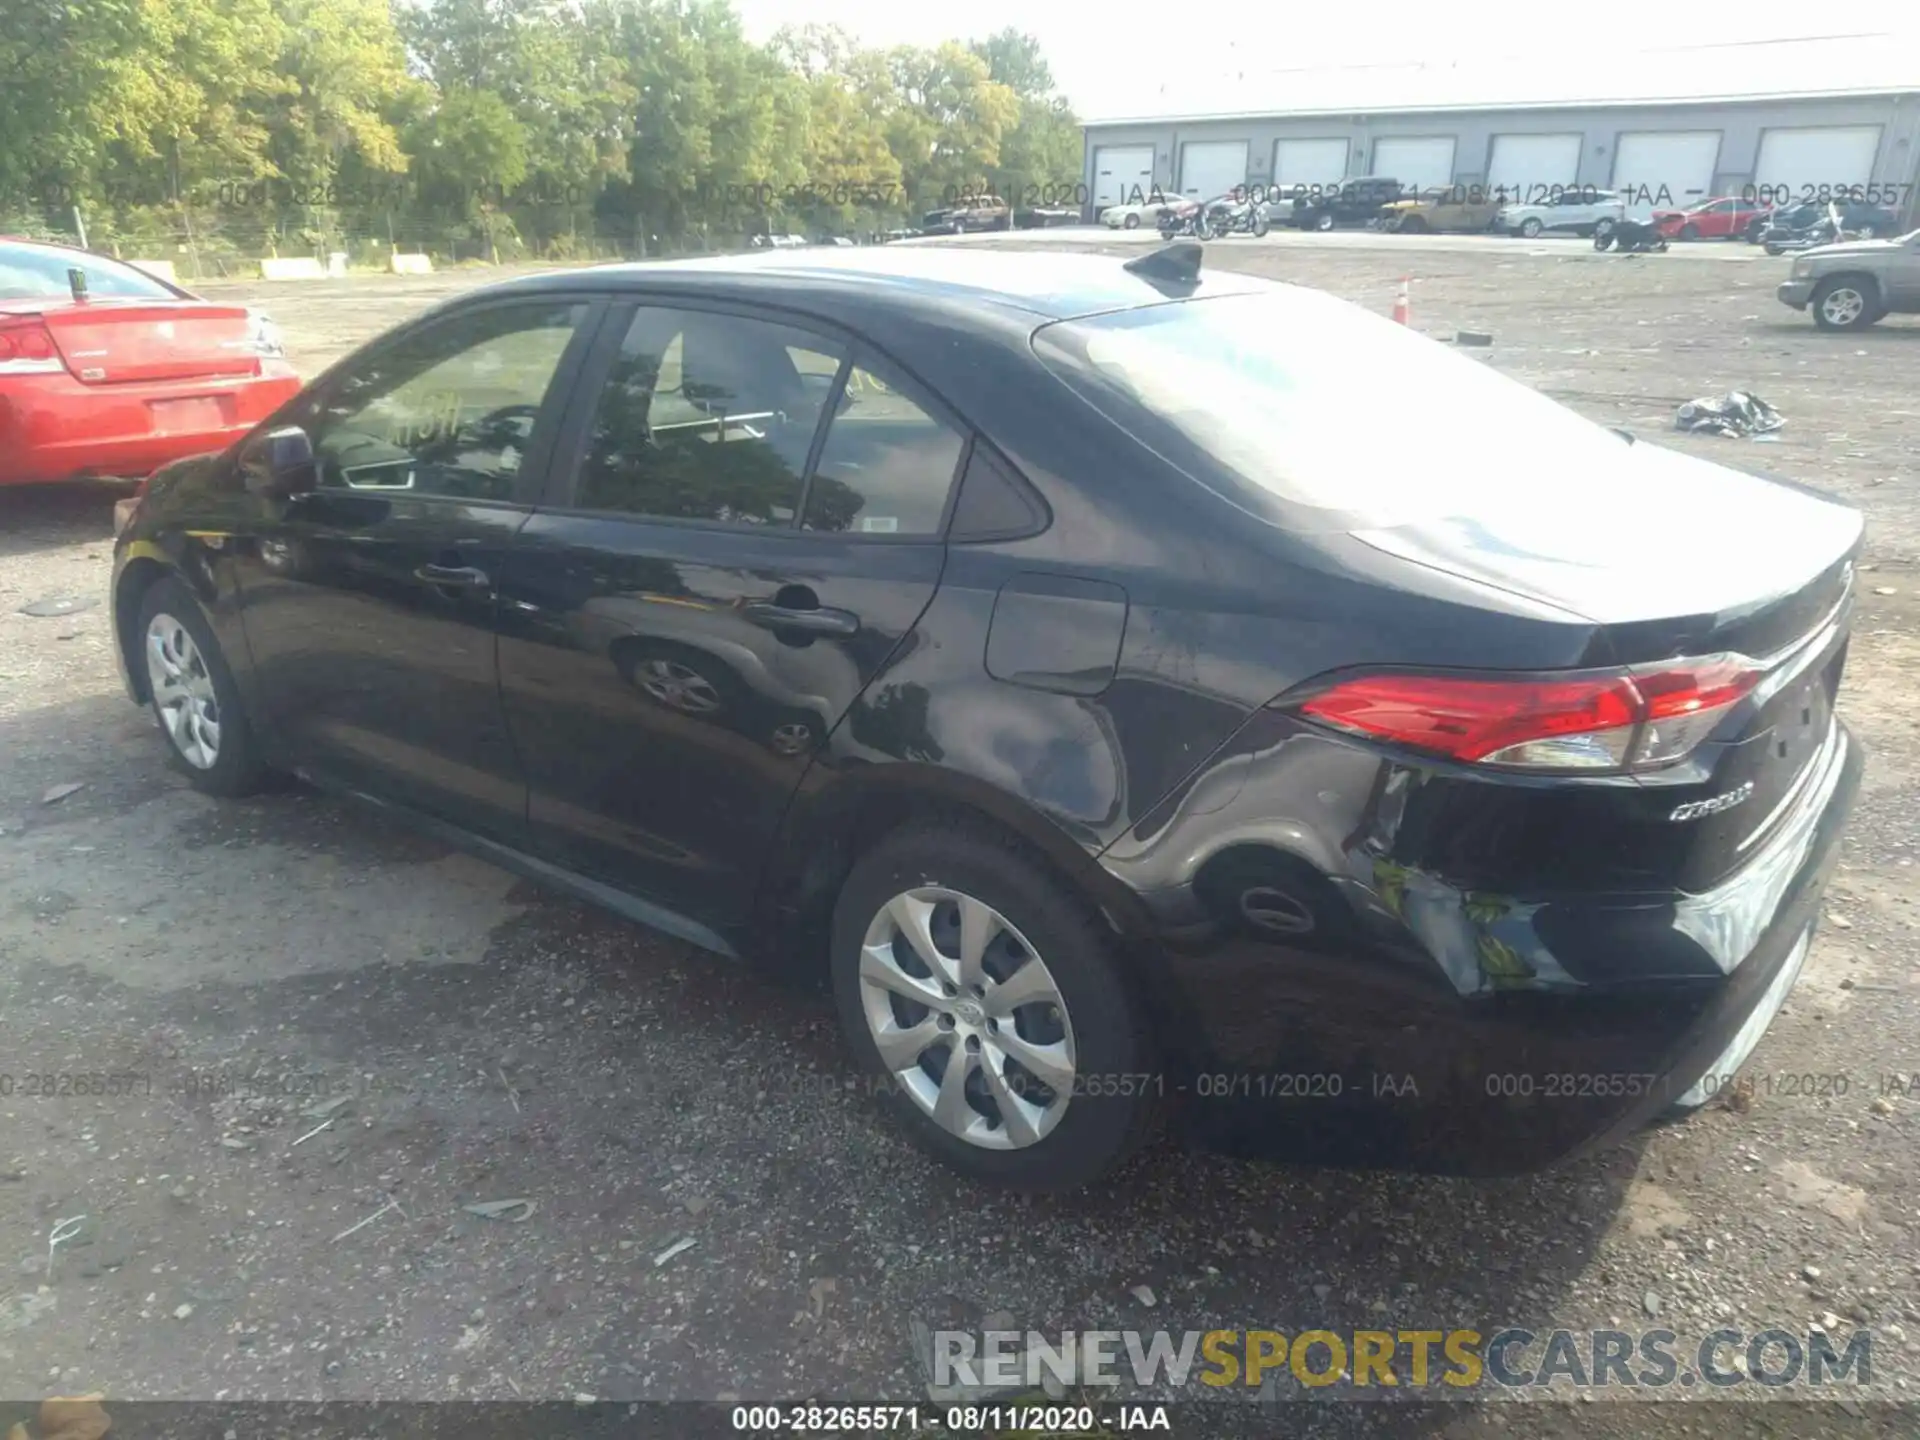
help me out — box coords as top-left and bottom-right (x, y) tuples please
(883, 42), (1019, 209)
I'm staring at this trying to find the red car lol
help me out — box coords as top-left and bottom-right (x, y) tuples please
(0, 238), (300, 486)
(1652, 197), (1770, 241)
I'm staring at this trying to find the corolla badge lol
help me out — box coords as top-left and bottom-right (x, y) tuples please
(1669, 781), (1755, 823)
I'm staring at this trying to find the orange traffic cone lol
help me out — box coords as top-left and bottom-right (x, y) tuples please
(1392, 277), (1410, 325)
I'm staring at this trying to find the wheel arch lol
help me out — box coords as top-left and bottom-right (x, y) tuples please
(114, 553), (190, 703)
(1815, 269), (1885, 304)
(754, 761), (1161, 981)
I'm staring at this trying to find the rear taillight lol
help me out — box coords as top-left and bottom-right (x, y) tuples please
(1289, 657), (1765, 773)
(0, 317), (63, 375)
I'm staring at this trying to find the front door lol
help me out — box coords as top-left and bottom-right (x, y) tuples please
(495, 302), (967, 933)
(233, 297), (596, 841)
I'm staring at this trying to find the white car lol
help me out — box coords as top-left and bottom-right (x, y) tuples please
(1494, 189), (1626, 239)
(1101, 195), (1185, 230)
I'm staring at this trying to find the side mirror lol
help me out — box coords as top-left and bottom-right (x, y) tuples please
(240, 425), (317, 499)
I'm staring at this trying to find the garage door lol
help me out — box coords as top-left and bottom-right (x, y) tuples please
(1369, 136), (1456, 190)
(1179, 140), (1250, 199)
(1092, 145), (1157, 211)
(1612, 131), (1722, 219)
(1754, 126), (1882, 200)
(1487, 133), (1583, 202)
(1272, 138), (1350, 190)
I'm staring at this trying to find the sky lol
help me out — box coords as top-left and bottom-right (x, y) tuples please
(727, 0), (1920, 121)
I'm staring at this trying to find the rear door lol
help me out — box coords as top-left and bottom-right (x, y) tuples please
(233, 295), (599, 842)
(495, 301), (965, 930)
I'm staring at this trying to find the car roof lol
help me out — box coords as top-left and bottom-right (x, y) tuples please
(488, 243), (1274, 324)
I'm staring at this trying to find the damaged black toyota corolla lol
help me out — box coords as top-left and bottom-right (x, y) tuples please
(110, 243), (1863, 1191)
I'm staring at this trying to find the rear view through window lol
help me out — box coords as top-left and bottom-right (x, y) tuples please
(0, 242), (179, 301)
(1032, 288), (1629, 529)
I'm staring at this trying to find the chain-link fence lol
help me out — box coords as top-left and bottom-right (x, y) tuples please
(0, 202), (904, 281)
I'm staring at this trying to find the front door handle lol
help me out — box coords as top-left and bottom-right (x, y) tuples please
(741, 601), (859, 636)
(415, 563), (491, 592)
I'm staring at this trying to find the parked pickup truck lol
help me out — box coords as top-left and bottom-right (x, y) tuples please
(929, 196), (1011, 232)
(1775, 228), (1920, 330)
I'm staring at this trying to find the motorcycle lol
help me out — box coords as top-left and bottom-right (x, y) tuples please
(1763, 206), (1861, 256)
(1203, 192), (1271, 238)
(1158, 198), (1216, 241)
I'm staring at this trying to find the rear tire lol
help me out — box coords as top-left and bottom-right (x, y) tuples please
(136, 577), (272, 798)
(830, 822), (1162, 1192)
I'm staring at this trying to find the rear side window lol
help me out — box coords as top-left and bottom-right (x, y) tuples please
(0, 243), (178, 301)
(1032, 288), (1627, 530)
(801, 360), (966, 536)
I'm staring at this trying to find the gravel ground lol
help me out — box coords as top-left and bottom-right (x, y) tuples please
(1, 238), (1917, 1438)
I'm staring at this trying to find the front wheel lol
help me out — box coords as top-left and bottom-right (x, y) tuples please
(1593, 231), (1615, 251)
(1251, 214), (1270, 237)
(1123, 213), (1140, 230)
(831, 823), (1162, 1191)
(137, 577), (272, 797)
(1811, 278), (1880, 331)
(1518, 217), (1544, 238)
(1313, 212), (1335, 232)
(1679, 222), (1700, 241)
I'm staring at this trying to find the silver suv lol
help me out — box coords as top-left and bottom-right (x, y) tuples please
(1494, 189), (1626, 238)
(1776, 228), (1920, 330)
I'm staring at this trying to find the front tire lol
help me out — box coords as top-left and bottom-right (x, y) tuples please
(1811, 277), (1880, 331)
(1313, 212), (1335, 232)
(830, 822), (1161, 1192)
(1123, 213), (1140, 230)
(137, 577), (271, 797)
(1679, 222), (1700, 241)
(1518, 217), (1543, 238)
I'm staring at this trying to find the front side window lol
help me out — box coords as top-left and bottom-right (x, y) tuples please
(306, 302), (585, 502)
(574, 307), (845, 524)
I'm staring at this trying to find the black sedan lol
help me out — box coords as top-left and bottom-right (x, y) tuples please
(111, 243), (1863, 1192)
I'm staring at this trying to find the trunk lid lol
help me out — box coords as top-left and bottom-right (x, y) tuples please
(1350, 440), (1861, 663)
(38, 299), (261, 385)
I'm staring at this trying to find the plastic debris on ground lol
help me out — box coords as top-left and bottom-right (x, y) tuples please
(1674, 392), (1784, 439)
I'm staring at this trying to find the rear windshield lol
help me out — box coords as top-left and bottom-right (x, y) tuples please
(1032, 288), (1627, 529)
(0, 243), (179, 301)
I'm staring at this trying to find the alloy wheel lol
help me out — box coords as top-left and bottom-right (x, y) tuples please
(145, 613), (221, 770)
(767, 720), (813, 756)
(637, 658), (722, 714)
(857, 887), (1076, 1150)
(1820, 287), (1866, 327)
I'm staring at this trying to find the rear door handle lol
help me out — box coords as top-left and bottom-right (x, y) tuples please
(415, 563), (491, 592)
(741, 601), (859, 636)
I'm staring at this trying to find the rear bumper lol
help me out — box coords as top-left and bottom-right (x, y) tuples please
(1777, 280), (1816, 309)
(0, 364), (298, 485)
(1108, 720), (1863, 1176)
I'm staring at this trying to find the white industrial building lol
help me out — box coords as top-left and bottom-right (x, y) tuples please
(1080, 34), (1920, 222)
